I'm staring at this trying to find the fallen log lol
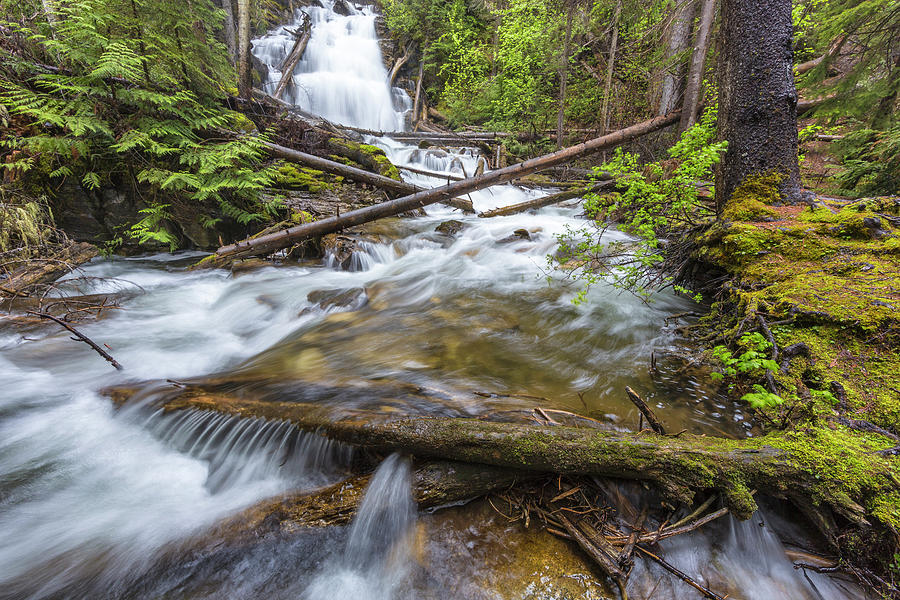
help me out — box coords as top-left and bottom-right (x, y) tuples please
(217, 112), (681, 259)
(134, 387), (877, 524)
(257, 138), (473, 213)
(338, 128), (505, 143)
(387, 42), (413, 87)
(1, 242), (98, 297)
(399, 164), (465, 181)
(478, 182), (613, 218)
(272, 13), (312, 100)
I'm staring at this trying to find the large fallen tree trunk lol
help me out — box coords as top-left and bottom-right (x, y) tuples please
(217, 112), (681, 259)
(272, 13), (312, 100)
(147, 389), (877, 525)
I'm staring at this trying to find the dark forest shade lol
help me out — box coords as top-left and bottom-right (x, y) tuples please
(717, 0), (802, 208)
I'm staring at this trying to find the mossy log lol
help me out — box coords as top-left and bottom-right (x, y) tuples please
(258, 137), (474, 213)
(143, 389), (893, 526)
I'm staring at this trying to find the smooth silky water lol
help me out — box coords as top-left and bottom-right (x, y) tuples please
(0, 2), (862, 598)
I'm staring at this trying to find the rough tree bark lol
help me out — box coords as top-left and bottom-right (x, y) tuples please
(236, 0), (252, 99)
(219, 0), (238, 63)
(716, 0), (801, 209)
(679, 0), (715, 130)
(657, 0), (697, 116)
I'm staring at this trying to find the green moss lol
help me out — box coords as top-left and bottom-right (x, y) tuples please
(798, 205), (884, 240)
(326, 137), (401, 180)
(273, 165), (334, 192)
(722, 172), (783, 222)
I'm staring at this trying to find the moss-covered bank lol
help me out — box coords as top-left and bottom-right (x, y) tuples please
(689, 182), (900, 579)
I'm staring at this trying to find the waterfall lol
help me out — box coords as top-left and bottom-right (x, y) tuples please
(253, 1), (409, 130)
(303, 454), (417, 600)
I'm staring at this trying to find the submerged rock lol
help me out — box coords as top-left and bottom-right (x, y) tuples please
(497, 228), (532, 244)
(435, 220), (467, 236)
(302, 287), (368, 315)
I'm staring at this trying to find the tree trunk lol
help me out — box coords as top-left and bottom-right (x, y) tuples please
(657, 0), (697, 116)
(219, 0), (238, 63)
(412, 45), (425, 126)
(679, 0), (715, 130)
(272, 14), (311, 100)
(716, 0), (801, 209)
(556, 0), (575, 149)
(215, 112), (680, 260)
(236, 0), (252, 99)
(599, 0), (622, 134)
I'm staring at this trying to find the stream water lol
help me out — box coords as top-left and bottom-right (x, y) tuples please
(0, 2), (866, 599)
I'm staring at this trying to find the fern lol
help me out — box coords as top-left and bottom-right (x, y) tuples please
(0, 0), (280, 249)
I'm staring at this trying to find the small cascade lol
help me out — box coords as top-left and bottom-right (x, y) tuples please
(303, 454), (417, 600)
(138, 408), (353, 492)
(324, 238), (396, 272)
(252, 1), (408, 130)
(624, 511), (861, 600)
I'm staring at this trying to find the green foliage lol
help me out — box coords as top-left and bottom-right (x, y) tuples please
(0, 194), (53, 255)
(129, 203), (178, 250)
(741, 385), (784, 411)
(0, 0), (280, 248)
(832, 126), (900, 196)
(798, 0), (899, 128)
(710, 332), (783, 411)
(710, 333), (779, 380)
(551, 103), (725, 301)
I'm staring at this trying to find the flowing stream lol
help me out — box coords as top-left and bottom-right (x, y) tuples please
(0, 2), (865, 598)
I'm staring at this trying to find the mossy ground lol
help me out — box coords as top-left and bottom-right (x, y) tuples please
(692, 185), (900, 570)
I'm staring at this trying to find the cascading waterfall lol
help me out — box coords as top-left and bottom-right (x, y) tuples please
(253, 0), (408, 130)
(137, 407), (353, 492)
(303, 454), (417, 600)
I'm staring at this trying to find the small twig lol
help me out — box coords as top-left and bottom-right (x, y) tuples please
(535, 407), (560, 425)
(27, 311), (123, 370)
(625, 386), (666, 435)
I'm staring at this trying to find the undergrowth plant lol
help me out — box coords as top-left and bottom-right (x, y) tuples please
(551, 102), (726, 303)
(0, 0), (281, 248)
(710, 332), (782, 410)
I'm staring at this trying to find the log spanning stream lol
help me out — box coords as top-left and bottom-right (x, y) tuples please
(0, 2), (863, 599)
